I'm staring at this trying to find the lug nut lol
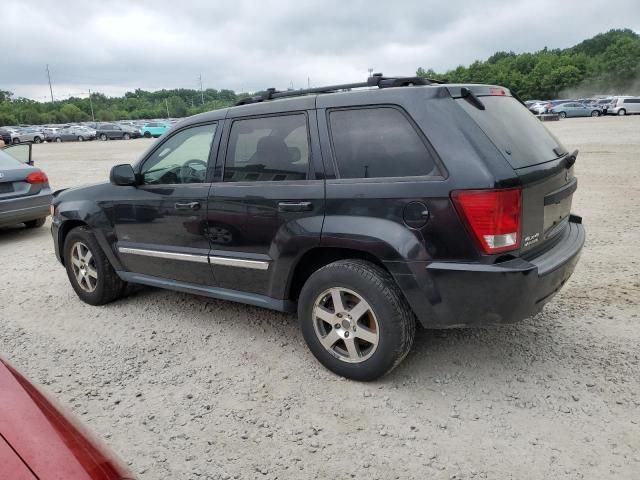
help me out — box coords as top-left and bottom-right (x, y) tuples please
(344, 332), (350, 338)
(337, 313), (343, 318)
(334, 324), (341, 330)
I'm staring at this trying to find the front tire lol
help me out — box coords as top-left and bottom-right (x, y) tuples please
(100, 133), (108, 141)
(78, 136), (85, 142)
(298, 260), (415, 381)
(144, 131), (152, 138)
(558, 111), (567, 118)
(63, 226), (126, 305)
(24, 217), (46, 228)
(591, 110), (600, 117)
(33, 136), (42, 144)
(123, 133), (131, 140)
(55, 137), (62, 142)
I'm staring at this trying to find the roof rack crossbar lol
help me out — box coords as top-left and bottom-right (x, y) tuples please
(235, 73), (442, 106)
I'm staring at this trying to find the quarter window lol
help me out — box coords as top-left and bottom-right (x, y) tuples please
(329, 107), (440, 179)
(224, 114), (310, 182)
(141, 124), (216, 185)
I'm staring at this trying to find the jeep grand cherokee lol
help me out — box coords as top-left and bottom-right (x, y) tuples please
(50, 74), (585, 381)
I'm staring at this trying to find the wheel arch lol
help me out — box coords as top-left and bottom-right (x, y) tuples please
(286, 247), (389, 302)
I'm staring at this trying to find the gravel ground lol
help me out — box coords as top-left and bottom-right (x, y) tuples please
(1, 116), (639, 479)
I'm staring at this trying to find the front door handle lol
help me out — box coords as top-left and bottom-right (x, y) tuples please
(278, 201), (313, 212)
(175, 201), (201, 210)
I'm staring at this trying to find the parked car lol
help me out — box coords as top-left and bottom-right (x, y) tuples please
(0, 356), (135, 480)
(50, 75), (585, 381)
(550, 102), (600, 118)
(0, 144), (51, 228)
(95, 123), (141, 141)
(607, 96), (640, 115)
(591, 98), (614, 114)
(42, 127), (61, 142)
(11, 127), (45, 144)
(140, 122), (169, 138)
(54, 126), (97, 142)
(0, 128), (12, 145)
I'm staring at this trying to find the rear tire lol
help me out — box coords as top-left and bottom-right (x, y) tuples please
(12, 138), (20, 144)
(33, 136), (42, 144)
(63, 226), (126, 305)
(558, 111), (567, 118)
(24, 217), (46, 228)
(123, 133), (131, 140)
(144, 131), (152, 138)
(78, 136), (84, 142)
(100, 133), (108, 141)
(298, 259), (415, 381)
(618, 109), (626, 116)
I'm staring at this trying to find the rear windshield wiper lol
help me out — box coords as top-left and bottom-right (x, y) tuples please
(460, 87), (485, 110)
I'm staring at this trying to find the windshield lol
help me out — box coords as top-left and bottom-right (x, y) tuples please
(457, 95), (566, 169)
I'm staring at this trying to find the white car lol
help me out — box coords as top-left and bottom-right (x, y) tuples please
(607, 96), (640, 116)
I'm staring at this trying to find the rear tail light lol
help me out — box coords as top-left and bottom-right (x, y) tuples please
(25, 171), (48, 184)
(451, 188), (522, 254)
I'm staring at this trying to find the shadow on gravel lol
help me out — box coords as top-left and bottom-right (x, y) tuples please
(108, 285), (568, 384)
(0, 223), (50, 244)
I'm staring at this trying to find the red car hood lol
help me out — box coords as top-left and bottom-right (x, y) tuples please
(0, 358), (134, 480)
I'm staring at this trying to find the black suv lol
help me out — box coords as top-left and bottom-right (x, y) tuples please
(96, 123), (140, 141)
(51, 75), (585, 380)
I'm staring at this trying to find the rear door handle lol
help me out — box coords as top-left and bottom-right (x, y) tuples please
(278, 201), (313, 212)
(175, 201), (201, 210)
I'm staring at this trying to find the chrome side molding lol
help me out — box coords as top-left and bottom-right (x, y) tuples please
(118, 247), (269, 270)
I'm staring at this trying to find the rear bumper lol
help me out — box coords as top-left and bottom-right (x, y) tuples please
(0, 193), (51, 227)
(390, 218), (585, 328)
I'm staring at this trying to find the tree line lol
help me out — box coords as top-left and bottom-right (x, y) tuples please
(417, 29), (640, 100)
(1, 28), (639, 126)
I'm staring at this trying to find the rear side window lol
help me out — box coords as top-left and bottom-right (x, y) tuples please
(328, 107), (440, 179)
(457, 96), (565, 169)
(623, 98), (640, 103)
(224, 114), (310, 182)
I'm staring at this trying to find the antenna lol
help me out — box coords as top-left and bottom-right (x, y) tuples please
(46, 64), (54, 102)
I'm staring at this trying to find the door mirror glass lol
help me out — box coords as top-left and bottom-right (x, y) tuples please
(2, 143), (33, 165)
(110, 164), (137, 186)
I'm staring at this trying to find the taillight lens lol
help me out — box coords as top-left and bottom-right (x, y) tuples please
(452, 188), (522, 254)
(25, 171), (48, 184)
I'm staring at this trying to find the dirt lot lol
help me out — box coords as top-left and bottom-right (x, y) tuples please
(1, 116), (639, 479)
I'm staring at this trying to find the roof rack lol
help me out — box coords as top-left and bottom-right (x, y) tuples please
(235, 73), (445, 106)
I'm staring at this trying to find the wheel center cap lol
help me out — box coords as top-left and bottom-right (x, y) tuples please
(341, 318), (351, 330)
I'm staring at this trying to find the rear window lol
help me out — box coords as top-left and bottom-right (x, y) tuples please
(458, 96), (565, 168)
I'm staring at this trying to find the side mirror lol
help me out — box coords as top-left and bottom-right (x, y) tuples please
(2, 143), (33, 165)
(110, 164), (137, 186)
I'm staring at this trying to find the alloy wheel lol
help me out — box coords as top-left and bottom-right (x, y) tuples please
(312, 287), (380, 363)
(70, 241), (98, 292)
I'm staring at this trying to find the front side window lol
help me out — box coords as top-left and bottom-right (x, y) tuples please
(329, 107), (440, 179)
(141, 124), (216, 185)
(224, 114), (310, 182)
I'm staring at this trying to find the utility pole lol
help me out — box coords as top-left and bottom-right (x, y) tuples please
(46, 64), (54, 102)
(308, 77), (311, 88)
(368, 68), (373, 79)
(88, 89), (95, 122)
(199, 73), (204, 105)
(165, 98), (170, 118)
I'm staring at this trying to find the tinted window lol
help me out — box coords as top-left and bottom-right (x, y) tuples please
(623, 98), (640, 103)
(141, 124), (216, 185)
(457, 96), (565, 168)
(329, 107), (439, 179)
(224, 114), (309, 182)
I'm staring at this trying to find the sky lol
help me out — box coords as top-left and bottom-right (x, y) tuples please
(2, 0), (639, 101)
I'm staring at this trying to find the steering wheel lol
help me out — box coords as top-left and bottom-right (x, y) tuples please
(179, 159), (207, 183)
